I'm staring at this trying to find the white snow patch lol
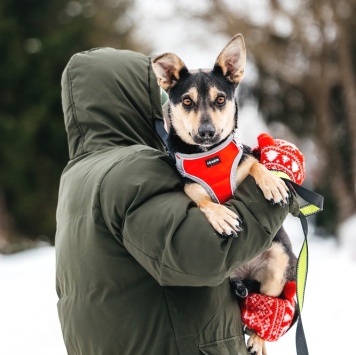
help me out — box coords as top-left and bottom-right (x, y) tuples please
(338, 214), (356, 260)
(0, 247), (66, 355)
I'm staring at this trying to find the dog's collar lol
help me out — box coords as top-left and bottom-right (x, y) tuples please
(155, 118), (241, 164)
(174, 130), (241, 160)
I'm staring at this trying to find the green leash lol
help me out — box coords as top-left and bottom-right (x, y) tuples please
(282, 178), (324, 355)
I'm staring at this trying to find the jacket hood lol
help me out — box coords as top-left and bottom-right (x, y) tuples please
(61, 48), (165, 159)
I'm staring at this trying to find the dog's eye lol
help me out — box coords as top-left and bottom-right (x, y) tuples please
(216, 96), (226, 105)
(182, 98), (193, 107)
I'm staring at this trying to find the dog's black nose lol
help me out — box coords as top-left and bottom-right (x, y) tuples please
(198, 124), (215, 140)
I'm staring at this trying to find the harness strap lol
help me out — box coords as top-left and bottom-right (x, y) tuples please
(175, 133), (243, 204)
(155, 119), (175, 159)
(155, 118), (168, 143)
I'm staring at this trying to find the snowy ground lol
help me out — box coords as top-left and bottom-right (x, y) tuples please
(0, 246), (65, 355)
(1, 215), (355, 355)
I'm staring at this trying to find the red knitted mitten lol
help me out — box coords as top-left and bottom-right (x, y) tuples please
(255, 133), (305, 185)
(241, 281), (296, 342)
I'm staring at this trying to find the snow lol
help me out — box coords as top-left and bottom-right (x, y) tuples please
(338, 214), (356, 260)
(1, 215), (355, 354)
(0, 247), (66, 355)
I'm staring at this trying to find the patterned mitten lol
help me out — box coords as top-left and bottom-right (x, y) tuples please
(256, 133), (305, 185)
(240, 281), (296, 342)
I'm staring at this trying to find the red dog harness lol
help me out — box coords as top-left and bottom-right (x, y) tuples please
(175, 133), (243, 203)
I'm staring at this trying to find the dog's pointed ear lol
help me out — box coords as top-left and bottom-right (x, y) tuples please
(214, 34), (246, 85)
(152, 53), (187, 91)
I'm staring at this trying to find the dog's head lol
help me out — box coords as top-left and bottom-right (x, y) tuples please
(152, 34), (246, 148)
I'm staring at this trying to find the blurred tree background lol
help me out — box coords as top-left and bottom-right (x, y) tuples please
(0, 0), (146, 253)
(1, 0), (355, 253)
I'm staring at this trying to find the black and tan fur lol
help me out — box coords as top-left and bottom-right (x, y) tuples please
(152, 34), (297, 355)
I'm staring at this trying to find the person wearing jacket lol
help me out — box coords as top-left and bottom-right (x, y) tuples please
(55, 47), (299, 355)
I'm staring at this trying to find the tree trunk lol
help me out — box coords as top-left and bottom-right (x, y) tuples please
(335, 21), (356, 198)
(0, 191), (12, 252)
(311, 62), (356, 224)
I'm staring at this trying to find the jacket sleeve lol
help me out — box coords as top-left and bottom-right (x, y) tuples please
(100, 147), (300, 287)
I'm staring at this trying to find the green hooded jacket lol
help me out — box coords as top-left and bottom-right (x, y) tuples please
(55, 48), (299, 355)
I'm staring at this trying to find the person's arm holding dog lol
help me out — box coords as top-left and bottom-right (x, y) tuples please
(100, 150), (299, 287)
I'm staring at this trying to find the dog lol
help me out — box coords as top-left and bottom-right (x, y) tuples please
(152, 34), (297, 355)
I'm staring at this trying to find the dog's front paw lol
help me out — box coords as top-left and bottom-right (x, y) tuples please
(251, 164), (290, 206)
(261, 176), (290, 207)
(247, 333), (267, 355)
(200, 202), (242, 237)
